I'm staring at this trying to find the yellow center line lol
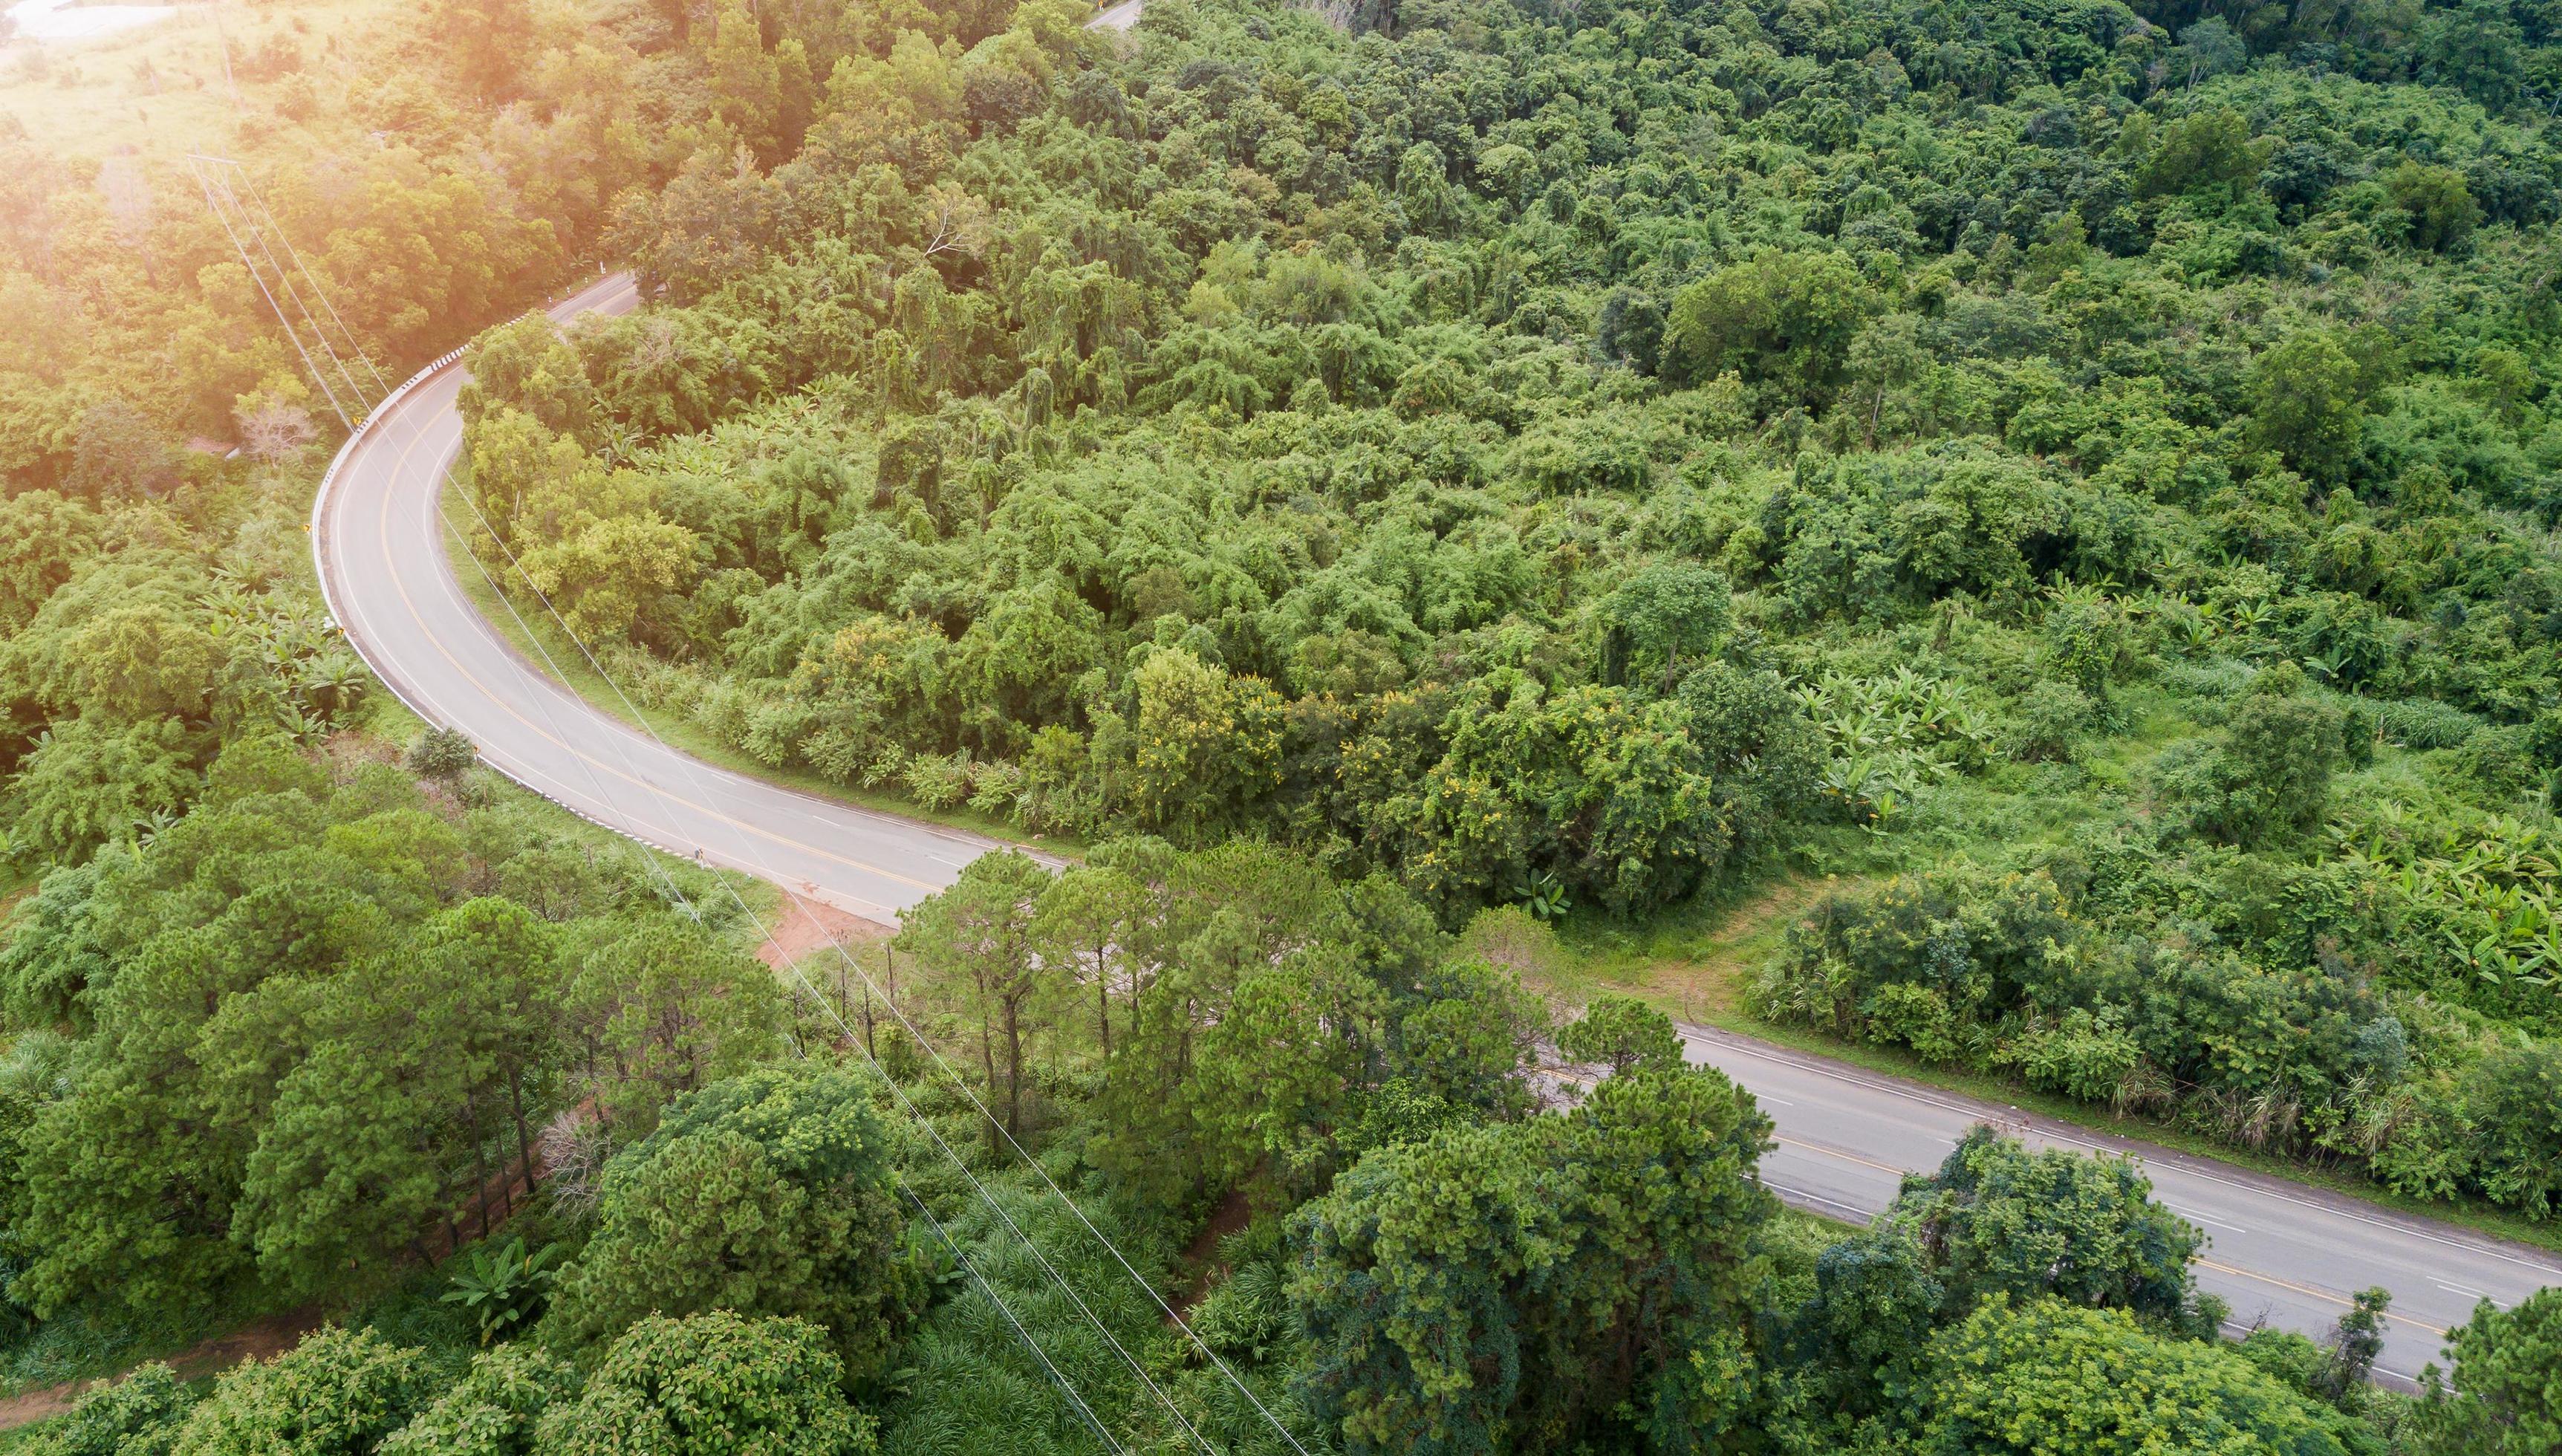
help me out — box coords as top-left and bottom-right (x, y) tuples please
(2191, 1258), (2448, 1334)
(1773, 1136), (1910, 1177)
(360, 379), (938, 896)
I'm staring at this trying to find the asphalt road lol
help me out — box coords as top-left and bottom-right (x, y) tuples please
(311, 273), (1008, 926)
(313, 271), (2560, 1385)
(1685, 1026), (2561, 1382)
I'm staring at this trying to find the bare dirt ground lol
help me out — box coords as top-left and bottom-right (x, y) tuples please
(755, 893), (893, 969)
(0, 1307), (325, 1431)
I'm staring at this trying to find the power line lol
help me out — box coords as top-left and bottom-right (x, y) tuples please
(190, 155), (377, 421)
(187, 155), (355, 431)
(292, 241), (1287, 1449)
(432, 478), (1215, 1456)
(429, 449), (1298, 1452)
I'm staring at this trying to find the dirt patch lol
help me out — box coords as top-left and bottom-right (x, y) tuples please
(0, 1307), (325, 1432)
(756, 894), (893, 969)
(1640, 874), (1838, 1020)
(1170, 1186), (1256, 1320)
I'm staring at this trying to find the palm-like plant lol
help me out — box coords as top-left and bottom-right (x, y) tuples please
(442, 1236), (566, 1345)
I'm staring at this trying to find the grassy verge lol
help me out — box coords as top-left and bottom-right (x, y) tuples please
(1540, 887), (2562, 1259)
(433, 487), (1076, 860)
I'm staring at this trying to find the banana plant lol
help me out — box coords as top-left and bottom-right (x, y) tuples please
(443, 1237), (566, 1346)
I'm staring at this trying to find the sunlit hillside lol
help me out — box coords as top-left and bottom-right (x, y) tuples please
(3, 0), (2561, 1451)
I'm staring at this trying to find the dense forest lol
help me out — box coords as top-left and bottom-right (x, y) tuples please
(6, 0), (2562, 1449)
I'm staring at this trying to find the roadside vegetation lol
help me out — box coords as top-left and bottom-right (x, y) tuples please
(5, 0), (2562, 1450)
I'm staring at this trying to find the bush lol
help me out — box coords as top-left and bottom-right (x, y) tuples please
(2007, 681), (2098, 764)
(544, 1064), (919, 1376)
(535, 1313), (878, 1456)
(2153, 688), (2345, 847)
(1916, 1297), (2357, 1456)
(1555, 993), (1683, 1074)
(379, 1345), (579, 1456)
(169, 1328), (437, 1456)
(33, 1362), (195, 1456)
(405, 728), (478, 780)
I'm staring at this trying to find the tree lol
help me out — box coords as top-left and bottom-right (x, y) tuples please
(2153, 679), (2347, 848)
(378, 1345), (579, 1456)
(544, 1064), (917, 1377)
(1602, 561), (1730, 691)
(2384, 162), (2482, 253)
(1031, 862), (1149, 1062)
(65, 398), (178, 503)
(1556, 993), (1684, 1075)
(0, 490), (103, 632)
(1124, 648), (1285, 842)
(1914, 1296), (2354, 1456)
(4, 718), (200, 867)
(2135, 108), (2267, 198)
(2421, 0), (2526, 111)
(1891, 1128), (2204, 1327)
(0, 862), (111, 1027)
(1663, 250), (1876, 403)
(536, 1313), (880, 1456)
(1292, 1067), (1776, 1455)
(169, 1328), (437, 1456)
(2416, 1289), (2562, 1456)
(2253, 333), (2364, 483)
(707, 1), (784, 160)
(894, 850), (1057, 1141)
(434, 0), (536, 99)
(559, 918), (784, 1132)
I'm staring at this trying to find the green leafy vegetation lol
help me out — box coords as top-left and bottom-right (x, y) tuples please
(9, 0), (2562, 1447)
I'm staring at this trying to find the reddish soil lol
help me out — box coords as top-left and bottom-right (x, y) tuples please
(756, 893), (892, 969)
(0, 1307), (325, 1431)
(1170, 1186), (1258, 1319)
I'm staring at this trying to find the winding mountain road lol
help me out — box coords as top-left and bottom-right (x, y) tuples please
(310, 274), (2559, 1385)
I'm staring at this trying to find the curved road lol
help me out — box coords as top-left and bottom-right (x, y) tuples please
(311, 273), (1007, 924)
(311, 275), (2560, 1383)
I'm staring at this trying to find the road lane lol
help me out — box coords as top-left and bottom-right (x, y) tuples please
(313, 273), (1011, 924)
(313, 273), (2558, 1387)
(1685, 1026), (2561, 1382)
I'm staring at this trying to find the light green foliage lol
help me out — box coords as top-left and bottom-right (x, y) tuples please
(30, 1362), (195, 1456)
(169, 1328), (437, 1456)
(1915, 1296), (2355, 1456)
(378, 1345), (579, 1456)
(535, 1313), (879, 1456)
(544, 1063), (917, 1377)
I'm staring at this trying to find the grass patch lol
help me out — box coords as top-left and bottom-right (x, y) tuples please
(1553, 880), (2562, 1259)
(1, 0), (409, 163)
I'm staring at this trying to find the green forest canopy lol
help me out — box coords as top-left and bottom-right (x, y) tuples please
(5, 0), (2562, 1449)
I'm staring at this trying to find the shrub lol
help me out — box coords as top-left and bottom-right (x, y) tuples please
(33, 1362), (195, 1456)
(544, 1064), (919, 1376)
(535, 1313), (878, 1456)
(169, 1328), (437, 1456)
(405, 727), (478, 780)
